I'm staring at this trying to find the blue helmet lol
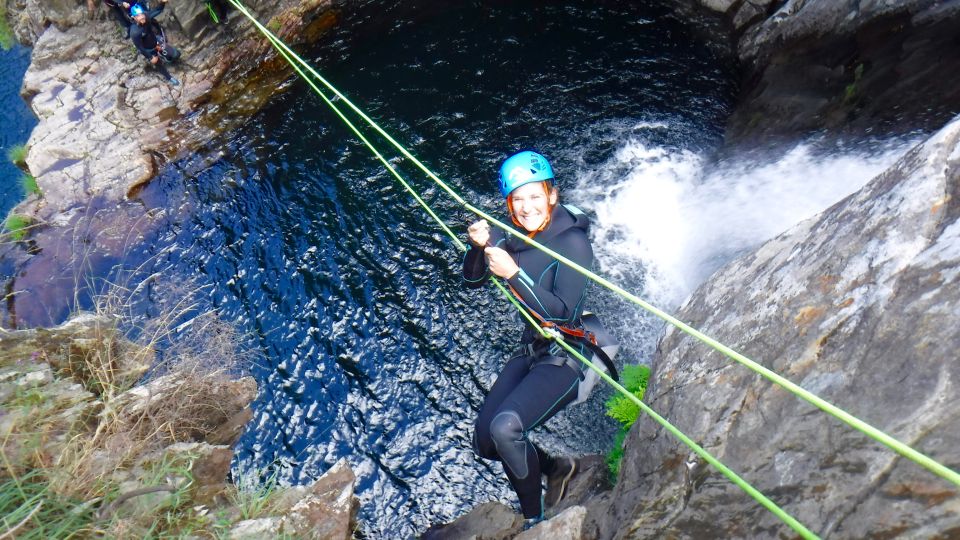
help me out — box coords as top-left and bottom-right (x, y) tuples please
(497, 151), (555, 198)
(129, 3), (144, 16)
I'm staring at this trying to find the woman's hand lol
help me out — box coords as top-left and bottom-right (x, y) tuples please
(467, 220), (490, 247)
(484, 247), (519, 279)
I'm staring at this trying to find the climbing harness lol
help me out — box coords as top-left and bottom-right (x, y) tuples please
(221, 1), (960, 536)
(506, 279), (620, 383)
(526, 312), (620, 406)
(154, 22), (175, 62)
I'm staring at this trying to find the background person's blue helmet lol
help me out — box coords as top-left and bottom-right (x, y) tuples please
(497, 151), (555, 198)
(129, 3), (144, 16)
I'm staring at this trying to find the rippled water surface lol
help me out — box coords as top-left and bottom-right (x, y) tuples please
(126, 0), (739, 536)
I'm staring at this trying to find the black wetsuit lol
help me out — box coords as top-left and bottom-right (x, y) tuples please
(463, 203), (593, 519)
(129, 4), (180, 80)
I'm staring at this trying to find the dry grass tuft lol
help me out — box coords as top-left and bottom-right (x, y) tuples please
(0, 274), (260, 537)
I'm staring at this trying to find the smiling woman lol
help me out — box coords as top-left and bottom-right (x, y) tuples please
(464, 150), (602, 529)
(508, 182), (557, 233)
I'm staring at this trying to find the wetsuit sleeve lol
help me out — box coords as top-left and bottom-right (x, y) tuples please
(462, 245), (489, 289)
(462, 229), (506, 289)
(506, 229), (592, 322)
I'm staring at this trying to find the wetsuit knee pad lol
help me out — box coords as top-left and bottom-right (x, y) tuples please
(490, 410), (530, 479)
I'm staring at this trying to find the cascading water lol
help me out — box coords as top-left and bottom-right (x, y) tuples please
(11, 1), (927, 537)
(574, 135), (919, 308)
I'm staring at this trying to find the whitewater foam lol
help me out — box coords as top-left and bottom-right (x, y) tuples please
(573, 136), (919, 309)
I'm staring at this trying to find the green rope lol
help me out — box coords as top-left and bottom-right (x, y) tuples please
(225, 3), (820, 536)
(223, 0), (960, 492)
(206, 3), (221, 24)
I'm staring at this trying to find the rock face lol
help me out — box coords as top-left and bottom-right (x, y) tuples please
(16, 0), (337, 214)
(229, 459), (359, 540)
(690, 0), (960, 144)
(2, 0), (340, 327)
(591, 115), (960, 538)
(0, 312), (359, 538)
(423, 455), (610, 540)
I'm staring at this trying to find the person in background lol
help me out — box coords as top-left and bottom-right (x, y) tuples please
(463, 150), (594, 530)
(129, 0), (181, 86)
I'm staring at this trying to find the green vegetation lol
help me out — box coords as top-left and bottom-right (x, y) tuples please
(844, 63), (865, 104)
(7, 143), (27, 167)
(0, 471), (95, 540)
(605, 364), (650, 479)
(230, 469), (282, 521)
(20, 173), (40, 197)
(3, 214), (32, 241)
(0, 3), (13, 51)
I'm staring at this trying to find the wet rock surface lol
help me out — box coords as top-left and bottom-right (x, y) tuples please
(424, 455), (610, 540)
(591, 115), (960, 538)
(690, 0), (960, 145)
(16, 0), (338, 217)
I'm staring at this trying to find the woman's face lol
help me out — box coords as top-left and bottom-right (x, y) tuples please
(509, 182), (557, 232)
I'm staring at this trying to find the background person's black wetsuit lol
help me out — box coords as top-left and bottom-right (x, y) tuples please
(129, 4), (180, 80)
(463, 203), (593, 519)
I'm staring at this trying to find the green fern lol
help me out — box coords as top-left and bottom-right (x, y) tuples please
(4, 214), (32, 241)
(605, 395), (641, 427)
(604, 364), (649, 426)
(604, 364), (650, 480)
(605, 429), (628, 478)
(621, 363), (650, 392)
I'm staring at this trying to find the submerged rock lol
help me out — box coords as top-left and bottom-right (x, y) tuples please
(591, 115), (960, 538)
